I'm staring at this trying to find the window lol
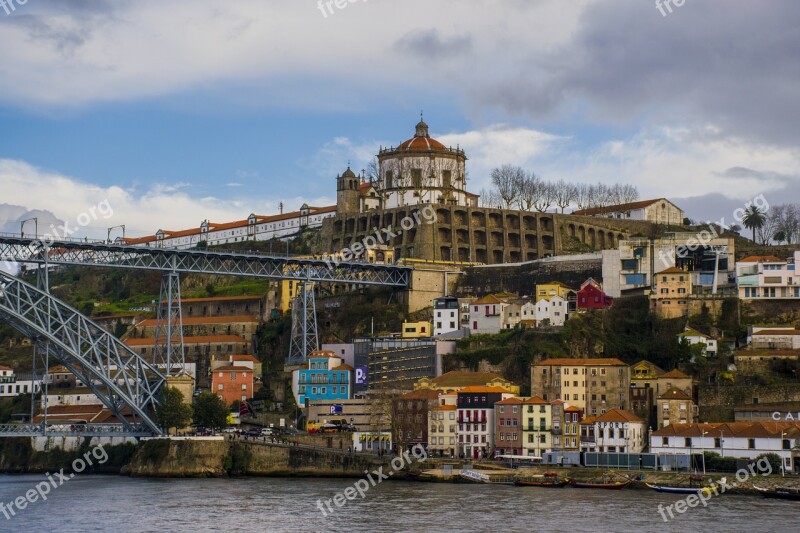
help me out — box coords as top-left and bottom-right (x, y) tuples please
(217, 384), (223, 391)
(748, 438), (755, 449)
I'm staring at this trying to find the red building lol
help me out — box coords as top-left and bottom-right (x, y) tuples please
(212, 365), (256, 407)
(576, 278), (613, 310)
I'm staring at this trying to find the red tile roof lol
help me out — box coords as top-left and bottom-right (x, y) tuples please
(753, 329), (800, 336)
(658, 387), (692, 401)
(658, 267), (686, 274)
(652, 421), (800, 438)
(174, 295), (263, 303)
(495, 397), (523, 405)
(400, 389), (441, 400)
(213, 365), (253, 372)
(572, 198), (669, 216)
(738, 255), (783, 263)
(595, 409), (645, 424)
(661, 369), (691, 379)
(522, 396), (549, 405)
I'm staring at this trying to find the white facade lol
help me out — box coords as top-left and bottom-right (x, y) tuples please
(433, 297), (460, 337)
(534, 296), (568, 327)
(583, 417), (647, 454)
(737, 252), (800, 300)
(44, 389), (102, 407)
(650, 423), (800, 474)
(469, 299), (508, 334)
(377, 120), (475, 211)
(748, 327), (800, 350)
(677, 329), (718, 357)
(124, 204), (336, 250)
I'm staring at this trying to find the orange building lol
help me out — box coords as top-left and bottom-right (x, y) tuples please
(211, 365), (256, 407)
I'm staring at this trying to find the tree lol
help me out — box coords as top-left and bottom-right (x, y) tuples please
(517, 171), (541, 211)
(490, 165), (524, 208)
(533, 181), (556, 212)
(742, 205), (767, 242)
(574, 183), (593, 210)
(772, 204), (800, 244)
(553, 179), (577, 213)
(193, 391), (229, 430)
(155, 387), (193, 434)
(773, 230), (786, 245)
(479, 188), (501, 208)
(366, 156), (380, 182)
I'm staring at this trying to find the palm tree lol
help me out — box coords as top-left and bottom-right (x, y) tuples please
(742, 205), (766, 242)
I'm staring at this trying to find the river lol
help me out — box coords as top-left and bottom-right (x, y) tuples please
(0, 474), (797, 532)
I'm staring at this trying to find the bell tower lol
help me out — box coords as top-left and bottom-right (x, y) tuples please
(336, 166), (360, 215)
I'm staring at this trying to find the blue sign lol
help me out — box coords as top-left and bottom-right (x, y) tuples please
(329, 404), (343, 415)
(355, 366), (368, 385)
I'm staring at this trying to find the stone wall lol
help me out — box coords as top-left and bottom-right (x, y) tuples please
(698, 384), (800, 422)
(320, 206), (642, 265)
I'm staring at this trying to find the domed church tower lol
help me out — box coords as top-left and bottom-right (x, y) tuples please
(336, 166), (360, 215)
(377, 117), (472, 209)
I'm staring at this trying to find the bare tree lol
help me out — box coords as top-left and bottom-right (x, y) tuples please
(517, 171), (541, 211)
(553, 179), (577, 213)
(490, 165), (525, 209)
(479, 187), (502, 208)
(609, 183), (639, 205)
(772, 204), (800, 244)
(366, 157), (380, 183)
(574, 183), (593, 211)
(533, 181), (557, 212)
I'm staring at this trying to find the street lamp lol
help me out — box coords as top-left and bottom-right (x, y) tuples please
(701, 430), (708, 474)
(107, 225), (126, 244)
(20, 217), (37, 239)
(781, 431), (786, 477)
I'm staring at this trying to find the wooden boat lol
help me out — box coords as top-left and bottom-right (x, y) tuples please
(459, 469), (516, 485)
(753, 485), (800, 501)
(646, 483), (714, 496)
(569, 478), (630, 490)
(515, 478), (569, 488)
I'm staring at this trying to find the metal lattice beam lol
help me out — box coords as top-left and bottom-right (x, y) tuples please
(0, 271), (165, 434)
(287, 282), (319, 363)
(0, 236), (411, 287)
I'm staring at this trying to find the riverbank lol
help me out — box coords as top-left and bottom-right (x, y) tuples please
(1, 437), (798, 498)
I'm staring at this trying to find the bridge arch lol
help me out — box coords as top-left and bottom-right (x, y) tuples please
(0, 272), (164, 434)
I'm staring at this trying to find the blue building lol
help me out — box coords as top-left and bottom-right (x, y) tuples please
(294, 351), (353, 407)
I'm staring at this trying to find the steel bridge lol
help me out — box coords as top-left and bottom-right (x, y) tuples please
(0, 271), (165, 435)
(0, 235), (412, 287)
(0, 423), (154, 438)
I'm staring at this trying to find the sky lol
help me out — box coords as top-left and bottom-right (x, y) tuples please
(0, 0), (798, 239)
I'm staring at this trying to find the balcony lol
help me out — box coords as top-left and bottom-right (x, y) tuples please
(551, 427), (561, 435)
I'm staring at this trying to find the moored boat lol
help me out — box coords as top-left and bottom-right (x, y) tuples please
(459, 469), (516, 485)
(645, 483), (715, 496)
(515, 478), (569, 488)
(568, 479), (630, 490)
(753, 485), (800, 501)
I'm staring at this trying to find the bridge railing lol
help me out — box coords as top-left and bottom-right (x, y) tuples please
(0, 423), (154, 437)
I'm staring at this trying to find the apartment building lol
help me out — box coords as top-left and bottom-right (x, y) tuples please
(532, 358), (630, 417)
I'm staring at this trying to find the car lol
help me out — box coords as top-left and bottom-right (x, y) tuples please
(245, 428), (261, 437)
(221, 427), (237, 434)
(260, 427), (275, 436)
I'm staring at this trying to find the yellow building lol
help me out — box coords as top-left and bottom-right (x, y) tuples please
(535, 281), (574, 301)
(651, 267), (691, 318)
(521, 396), (552, 457)
(402, 321), (432, 338)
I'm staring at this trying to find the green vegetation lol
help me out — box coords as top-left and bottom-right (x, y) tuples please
(193, 391), (229, 430)
(225, 444), (252, 475)
(155, 387), (193, 433)
(0, 393), (34, 423)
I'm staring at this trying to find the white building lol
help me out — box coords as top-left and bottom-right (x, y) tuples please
(44, 388), (102, 407)
(737, 252), (800, 300)
(469, 294), (517, 334)
(534, 295), (568, 327)
(433, 297), (460, 337)
(580, 409), (647, 453)
(748, 327), (800, 350)
(0, 366), (42, 398)
(572, 198), (684, 225)
(123, 203), (337, 250)
(650, 422), (800, 475)
(677, 328), (718, 357)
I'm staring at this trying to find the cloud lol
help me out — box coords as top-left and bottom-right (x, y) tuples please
(0, 159), (330, 238)
(395, 29), (473, 61)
